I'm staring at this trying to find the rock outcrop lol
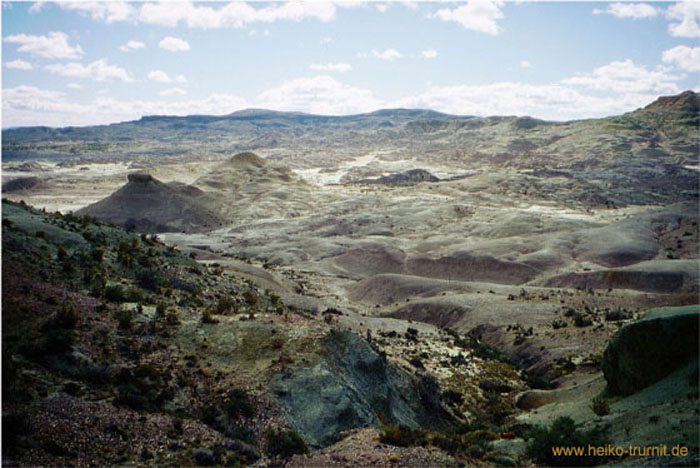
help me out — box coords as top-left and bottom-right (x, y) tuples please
(2, 176), (47, 193)
(602, 305), (700, 395)
(270, 330), (456, 447)
(356, 169), (439, 186)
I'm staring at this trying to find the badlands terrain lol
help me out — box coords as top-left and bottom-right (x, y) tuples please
(2, 91), (699, 466)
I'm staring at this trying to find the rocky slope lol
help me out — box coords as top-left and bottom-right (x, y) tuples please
(2, 200), (533, 466)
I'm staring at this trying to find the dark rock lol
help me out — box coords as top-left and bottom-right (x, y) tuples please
(270, 330), (456, 447)
(193, 448), (216, 466)
(602, 305), (700, 395)
(2, 176), (46, 192)
(223, 439), (261, 461)
(356, 169), (439, 186)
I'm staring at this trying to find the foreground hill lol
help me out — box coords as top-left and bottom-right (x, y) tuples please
(3, 200), (533, 466)
(77, 172), (224, 233)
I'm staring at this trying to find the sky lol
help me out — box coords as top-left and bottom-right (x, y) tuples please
(2, 1), (699, 127)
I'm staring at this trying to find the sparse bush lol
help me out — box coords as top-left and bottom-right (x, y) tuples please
(468, 336), (513, 364)
(524, 371), (555, 390)
(57, 245), (68, 260)
(104, 285), (126, 303)
(91, 248), (104, 262)
(201, 308), (218, 324)
(155, 302), (167, 317)
(243, 290), (258, 306)
(53, 305), (79, 329)
(590, 396), (610, 416)
(441, 389), (464, 406)
(116, 309), (134, 330)
(265, 428), (308, 458)
(431, 435), (464, 454)
(409, 357), (425, 369)
(552, 319), (567, 330)
(573, 313), (593, 327)
(379, 424), (427, 447)
(225, 388), (255, 419)
(526, 416), (608, 466)
(137, 269), (164, 292)
(604, 309), (629, 321)
(216, 296), (234, 314)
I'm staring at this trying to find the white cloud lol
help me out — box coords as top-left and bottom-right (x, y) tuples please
(310, 62), (352, 72)
(561, 59), (682, 95)
(392, 82), (663, 121)
(67, 83), (82, 89)
(147, 70), (187, 83)
(662, 45), (700, 72)
(593, 3), (658, 19)
(4, 59), (33, 70)
(421, 49), (438, 59)
(159, 36), (190, 52)
(359, 48), (403, 60)
(59, 1), (136, 23)
(375, 4), (389, 13)
(147, 70), (172, 83)
(45, 59), (134, 82)
(320, 36), (332, 45)
(520, 60), (531, 68)
(4, 31), (83, 59)
(257, 75), (381, 115)
(666, 1), (700, 38)
(3, 85), (249, 127)
(160, 87), (187, 96)
(139, 1), (336, 29)
(120, 40), (145, 52)
(432, 0), (504, 36)
(28, 1), (47, 14)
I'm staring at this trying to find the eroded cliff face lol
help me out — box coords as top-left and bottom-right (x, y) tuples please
(270, 330), (456, 447)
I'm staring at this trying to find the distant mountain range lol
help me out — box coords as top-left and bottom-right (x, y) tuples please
(3, 91), (698, 170)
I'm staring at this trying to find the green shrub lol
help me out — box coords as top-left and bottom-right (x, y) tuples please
(243, 290), (258, 306)
(524, 371), (555, 390)
(573, 313), (592, 327)
(526, 416), (608, 466)
(265, 428), (308, 458)
(116, 309), (134, 330)
(53, 306), (79, 329)
(91, 248), (104, 262)
(104, 285), (126, 303)
(201, 309), (218, 324)
(137, 269), (164, 292)
(38, 328), (75, 355)
(379, 424), (427, 447)
(225, 388), (255, 419)
(216, 296), (234, 314)
(431, 435), (463, 454)
(468, 336), (513, 364)
(590, 396), (610, 416)
(155, 302), (167, 317)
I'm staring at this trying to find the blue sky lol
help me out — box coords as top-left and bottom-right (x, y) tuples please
(2, 1), (699, 127)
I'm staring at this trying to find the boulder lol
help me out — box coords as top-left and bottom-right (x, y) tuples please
(602, 305), (699, 395)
